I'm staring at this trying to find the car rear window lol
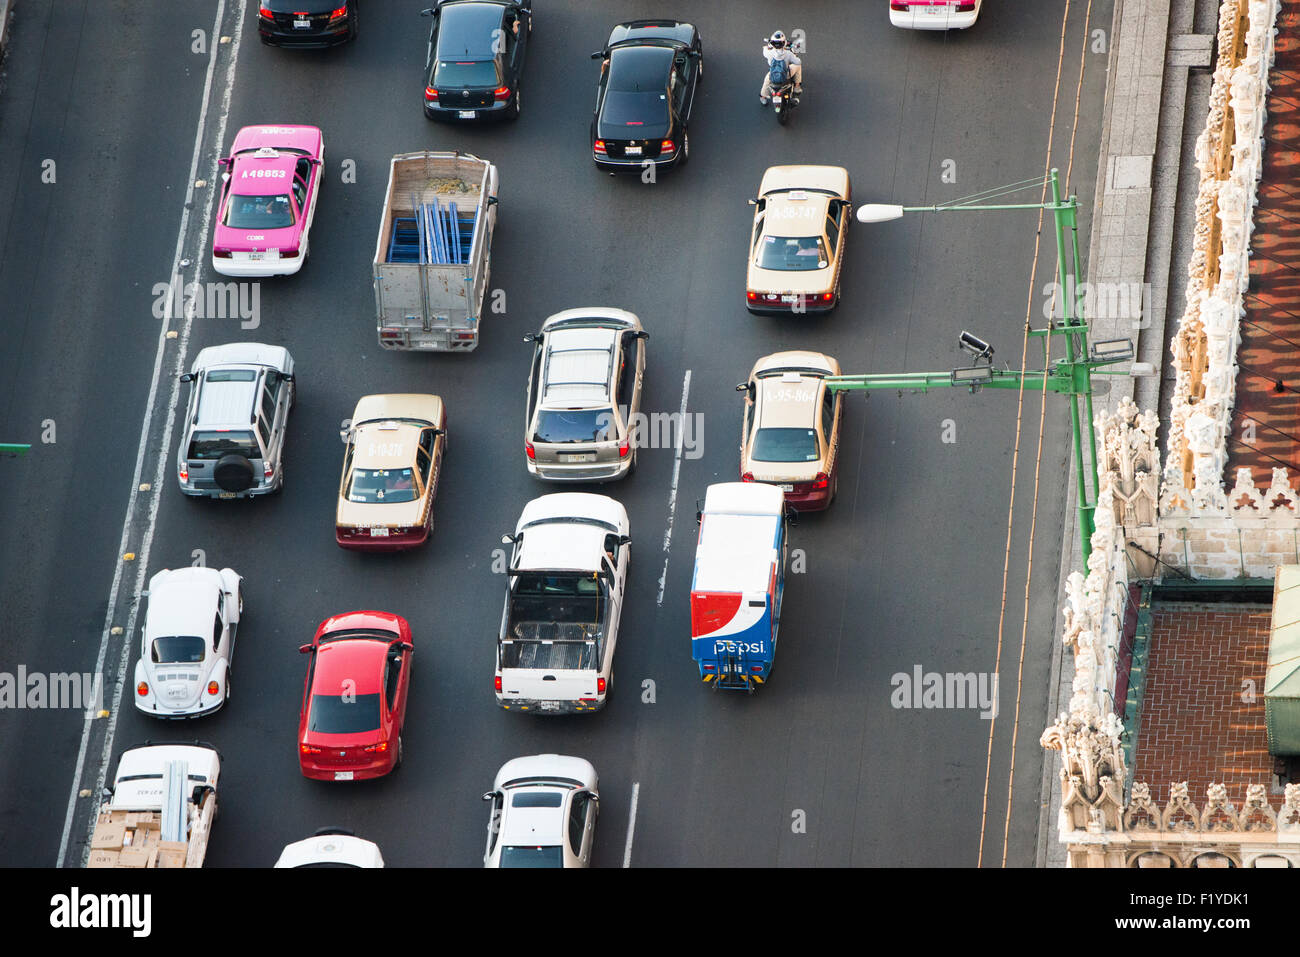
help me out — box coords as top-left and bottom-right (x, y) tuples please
(345, 468), (418, 504)
(601, 91), (669, 127)
(205, 369), (257, 383)
(511, 792), (563, 808)
(150, 636), (206, 664)
(534, 409), (615, 444)
(307, 693), (381, 734)
(752, 427), (820, 463)
(225, 193), (294, 229)
(756, 235), (827, 271)
(187, 430), (258, 460)
(499, 845), (564, 868)
(434, 59), (502, 88)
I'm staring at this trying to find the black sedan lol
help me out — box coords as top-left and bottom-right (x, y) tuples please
(591, 20), (702, 172)
(257, 1), (359, 48)
(422, 0), (531, 122)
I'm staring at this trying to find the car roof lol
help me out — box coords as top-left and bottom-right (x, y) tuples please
(229, 151), (302, 197)
(762, 192), (833, 239)
(751, 350), (839, 378)
(194, 374), (258, 429)
(759, 165), (851, 197)
(144, 569), (221, 640)
(758, 373), (825, 429)
(312, 639), (387, 696)
(351, 421), (424, 470)
(702, 481), (786, 517)
(229, 124), (322, 156)
(495, 753), (598, 790)
(500, 793), (565, 846)
(515, 494), (627, 571)
(437, 1), (507, 58)
(608, 44), (674, 89)
(192, 342), (292, 374)
(540, 328), (616, 407)
(608, 19), (695, 48)
(541, 307), (640, 331)
(352, 393), (443, 426)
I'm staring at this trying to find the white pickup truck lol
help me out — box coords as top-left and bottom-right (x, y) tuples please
(496, 494), (630, 713)
(85, 743), (220, 868)
(373, 150), (498, 352)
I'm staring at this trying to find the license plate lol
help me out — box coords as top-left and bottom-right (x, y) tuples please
(369, 527), (390, 537)
(625, 146), (642, 156)
(562, 453), (595, 463)
(539, 700), (561, 711)
(218, 492), (236, 500)
(334, 771), (354, 781)
(778, 483), (794, 492)
(245, 251), (265, 261)
(458, 110), (477, 119)
(780, 294), (800, 303)
(925, 3), (952, 14)
(295, 18), (311, 28)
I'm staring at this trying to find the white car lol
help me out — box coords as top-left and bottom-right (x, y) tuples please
(890, 0), (982, 30)
(275, 829), (384, 868)
(134, 567), (242, 718)
(482, 755), (599, 868)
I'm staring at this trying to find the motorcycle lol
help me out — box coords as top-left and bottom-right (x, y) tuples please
(763, 37), (799, 126)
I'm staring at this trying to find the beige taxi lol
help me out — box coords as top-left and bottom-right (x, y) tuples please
(737, 351), (843, 511)
(336, 394), (447, 550)
(746, 165), (852, 314)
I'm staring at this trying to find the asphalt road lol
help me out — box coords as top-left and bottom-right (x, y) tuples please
(0, 0), (1110, 867)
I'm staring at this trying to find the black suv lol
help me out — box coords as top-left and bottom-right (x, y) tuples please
(422, 1), (531, 121)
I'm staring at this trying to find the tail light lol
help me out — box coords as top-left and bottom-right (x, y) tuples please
(494, 675), (502, 692)
(258, 5), (274, 18)
(300, 744), (323, 755)
(957, 2), (976, 9)
(821, 293), (834, 302)
(425, 87), (439, 102)
(280, 246), (298, 258)
(659, 139), (675, 156)
(741, 472), (754, 482)
(597, 677), (607, 694)
(494, 86), (511, 101)
(453, 331), (476, 340)
(207, 680), (220, 696)
(618, 438), (630, 458)
(379, 328), (404, 341)
(213, 248), (232, 259)
(525, 441), (535, 460)
(810, 472), (829, 491)
(702, 664), (715, 671)
(136, 682), (149, 697)
(890, 1), (910, 8)
(362, 741), (388, 753)
(329, 5), (348, 20)
(751, 665), (764, 673)
(593, 139), (607, 155)
(263, 462), (275, 481)
(747, 291), (759, 302)
(178, 463), (189, 482)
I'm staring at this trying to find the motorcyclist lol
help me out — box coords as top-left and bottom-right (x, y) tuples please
(760, 31), (802, 106)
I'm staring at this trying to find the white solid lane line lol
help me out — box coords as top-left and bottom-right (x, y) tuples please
(55, 0), (245, 867)
(656, 370), (691, 606)
(622, 781), (640, 868)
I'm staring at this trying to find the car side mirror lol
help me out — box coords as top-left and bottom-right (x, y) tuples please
(747, 198), (757, 206)
(634, 331), (649, 340)
(590, 51), (603, 59)
(735, 382), (748, 392)
(522, 333), (537, 343)
(786, 507), (800, 527)
(420, 7), (435, 16)
(617, 535), (631, 546)
(217, 157), (231, 167)
(430, 428), (445, 437)
(298, 643), (312, 654)
(482, 791), (496, 802)
(501, 533), (518, 546)
(179, 372), (195, 383)
(396, 642), (414, 653)
(283, 373), (294, 383)
(487, 196), (499, 207)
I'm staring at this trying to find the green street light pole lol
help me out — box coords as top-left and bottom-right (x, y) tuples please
(827, 169), (1129, 566)
(0, 444), (30, 457)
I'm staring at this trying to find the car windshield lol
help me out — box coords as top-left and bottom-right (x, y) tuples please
(225, 193), (295, 229)
(601, 91), (669, 127)
(534, 409), (615, 444)
(752, 427), (820, 463)
(756, 235), (828, 271)
(150, 636), (206, 664)
(204, 369), (257, 383)
(346, 468), (418, 504)
(434, 59), (501, 87)
(187, 430), (258, 460)
(307, 693), (381, 734)
(499, 845), (564, 868)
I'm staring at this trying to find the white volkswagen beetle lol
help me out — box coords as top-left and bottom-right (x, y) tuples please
(134, 567), (242, 718)
(482, 754), (599, 867)
(275, 829), (384, 868)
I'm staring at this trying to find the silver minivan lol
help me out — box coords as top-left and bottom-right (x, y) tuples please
(177, 343), (296, 498)
(523, 308), (646, 481)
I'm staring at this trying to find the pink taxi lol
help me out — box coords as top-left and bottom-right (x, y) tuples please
(212, 125), (324, 277)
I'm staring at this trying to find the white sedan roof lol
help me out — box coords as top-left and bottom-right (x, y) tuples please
(144, 568), (223, 641)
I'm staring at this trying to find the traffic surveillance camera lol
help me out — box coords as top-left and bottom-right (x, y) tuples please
(958, 331), (994, 362)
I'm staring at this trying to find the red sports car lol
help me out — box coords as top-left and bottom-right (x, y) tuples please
(298, 611), (413, 781)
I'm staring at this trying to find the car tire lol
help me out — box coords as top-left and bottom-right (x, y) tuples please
(508, 87), (521, 120)
(697, 55), (703, 85)
(395, 734), (403, 770)
(678, 129), (689, 167)
(225, 673), (231, 703)
(213, 454), (256, 493)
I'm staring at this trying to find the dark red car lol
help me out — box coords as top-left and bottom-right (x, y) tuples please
(298, 611), (413, 781)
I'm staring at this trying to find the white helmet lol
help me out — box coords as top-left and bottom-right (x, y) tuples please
(769, 30), (786, 49)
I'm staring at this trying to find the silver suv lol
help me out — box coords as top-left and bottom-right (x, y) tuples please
(177, 343), (296, 498)
(523, 308), (647, 482)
